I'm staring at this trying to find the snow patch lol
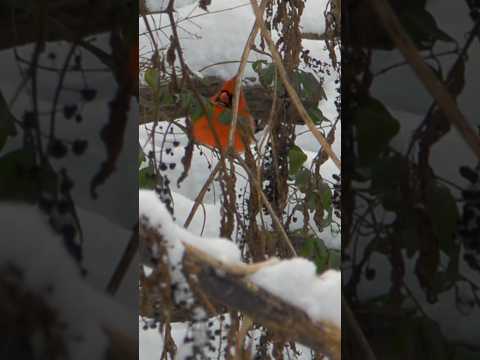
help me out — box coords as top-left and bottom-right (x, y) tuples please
(0, 204), (134, 360)
(139, 189), (241, 264)
(249, 259), (341, 326)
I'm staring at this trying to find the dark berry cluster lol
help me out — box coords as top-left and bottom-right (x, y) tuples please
(332, 173), (341, 218)
(459, 165), (480, 271)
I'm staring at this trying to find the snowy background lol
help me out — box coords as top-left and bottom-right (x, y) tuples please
(139, 0), (340, 358)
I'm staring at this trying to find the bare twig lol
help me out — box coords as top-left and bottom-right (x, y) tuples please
(234, 154), (297, 256)
(342, 298), (377, 360)
(198, 60), (255, 73)
(227, 0), (269, 151)
(183, 161), (222, 228)
(106, 224), (139, 295)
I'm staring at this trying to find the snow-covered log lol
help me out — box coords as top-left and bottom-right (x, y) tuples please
(139, 189), (340, 360)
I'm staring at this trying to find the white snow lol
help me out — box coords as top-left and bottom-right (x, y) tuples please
(139, 0), (333, 86)
(0, 203), (135, 360)
(139, 189), (242, 263)
(249, 259), (341, 326)
(172, 191), (223, 236)
(144, 0), (326, 38)
(145, 0), (197, 12)
(140, 191), (340, 327)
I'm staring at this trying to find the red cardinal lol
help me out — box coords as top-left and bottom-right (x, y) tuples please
(192, 76), (255, 152)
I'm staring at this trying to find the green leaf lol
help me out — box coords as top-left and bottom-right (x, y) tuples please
(354, 97), (400, 164)
(297, 71), (326, 102)
(328, 250), (341, 270)
(259, 63), (275, 88)
(298, 233), (330, 273)
(371, 154), (403, 191)
(300, 236), (315, 258)
(288, 145), (308, 176)
(313, 249), (329, 273)
(399, 215), (420, 258)
(0, 149), (35, 201)
(0, 91), (17, 150)
(157, 86), (174, 106)
(165, 94), (175, 106)
(290, 70), (326, 107)
(400, 9), (454, 49)
(138, 149), (146, 168)
(180, 91), (194, 109)
(370, 154), (405, 210)
(320, 183), (332, 209)
(218, 107), (251, 126)
(251, 59), (267, 73)
(306, 193), (318, 211)
(295, 168), (311, 193)
(139, 164), (156, 189)
(0, 149), (56, 202)
(144, 68), (159, 90)
(219, 107), (232, 124)
(426, 182), (459, 256)
(190, 96), (213, 121)
(320, 206), (333, 228)
(307, 107), (328, 125)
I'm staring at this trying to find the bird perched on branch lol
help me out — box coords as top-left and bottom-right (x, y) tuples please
(192, 76), (256, 153)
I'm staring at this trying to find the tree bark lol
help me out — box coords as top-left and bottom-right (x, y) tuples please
(139, 221), (341, 360)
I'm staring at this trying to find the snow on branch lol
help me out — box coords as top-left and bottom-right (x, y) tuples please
(139, 190), (340, 360)
(0, 204), (136, 360)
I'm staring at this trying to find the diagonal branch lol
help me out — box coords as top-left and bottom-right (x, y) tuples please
(368, 0), (480, 160)
(184, 245), (341, 360)
(249, 0), (341, 170)
(227, 0), (269, 151)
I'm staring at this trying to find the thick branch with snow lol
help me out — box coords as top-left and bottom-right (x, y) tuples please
(139, 189), (341, 360)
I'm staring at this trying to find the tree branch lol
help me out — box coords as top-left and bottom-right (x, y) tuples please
(249, 0), (341, 169)
(139, 220), (340, 360)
